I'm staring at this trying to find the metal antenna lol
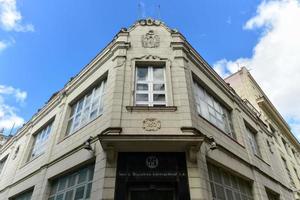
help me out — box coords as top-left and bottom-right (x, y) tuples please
(138, 1), (146, 19)
(157, 4), (161, 20)
(237, 62), (241, 70)
(9, 122), (15, 136)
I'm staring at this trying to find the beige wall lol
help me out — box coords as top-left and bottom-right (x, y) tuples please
(0, 20), (296, 200)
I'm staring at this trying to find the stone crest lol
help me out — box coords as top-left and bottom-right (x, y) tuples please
(145, 156), (159, 169)
(142, 30), (160, 48)
(143, 118), (161, 131)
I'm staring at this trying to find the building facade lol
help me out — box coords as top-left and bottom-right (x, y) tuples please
(0, 19), (299, 200)
(225, 67), (300, 199)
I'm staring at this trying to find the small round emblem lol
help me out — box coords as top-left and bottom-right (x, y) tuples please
(145, 156), (159, 169)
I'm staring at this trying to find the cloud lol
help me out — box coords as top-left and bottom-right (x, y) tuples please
(0, 0), (34, 32)
(0, 40), (8, 52)
(213, 0), (300, 139)
(0, 85), (26, 133)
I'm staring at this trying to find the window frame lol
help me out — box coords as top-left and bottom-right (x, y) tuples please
(66, 78), (106, 136)
(193, 80), (235, 138)
(0, 154), (9, 175)
(28, 122), (53, 161)
(207, 163), (253, 200)
(9, 188), (33, 200)
(281, 157), (295, 187)
(134, 65), (167, 107)
(48, 164), (95, 200)
(245, 125), (261, 157)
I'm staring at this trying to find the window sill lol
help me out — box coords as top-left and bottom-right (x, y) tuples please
(126, 106), (177, 112)
(197, 114), (245, 148)
(254, 154), (270, 166)
(21, 152), (44, 168)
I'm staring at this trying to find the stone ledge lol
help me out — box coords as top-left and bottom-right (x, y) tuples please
(126, 106), (177, 112)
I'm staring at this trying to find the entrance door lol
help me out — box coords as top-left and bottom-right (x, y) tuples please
(129, 184), (175, 200)
(115, 153), (190, 200)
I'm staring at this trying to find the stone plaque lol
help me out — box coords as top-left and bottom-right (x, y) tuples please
(143, 118), (161, 131)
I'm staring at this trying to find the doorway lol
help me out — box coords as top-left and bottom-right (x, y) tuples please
(114, 152), (190, 200)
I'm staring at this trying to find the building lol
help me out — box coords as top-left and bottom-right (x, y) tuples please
(225, 67), (300, 199)
(0, 18), (299, 200)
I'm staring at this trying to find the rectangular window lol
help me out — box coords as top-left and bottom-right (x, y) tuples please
(48, 165), (94, 200)
(246, 126), (261, 157)
(207, 163), (253, 200)
(13, 190), (32, 200)
(135, 66), (166, 106)
(67, 80), (106, 135)
(282, 157), (295, 187)
(29, 123), (52, 160)
(282, 138), (291, 156)
(269, 125), (279, 145)
(266, 189), (280, 200)
(193, 81), (234, 138)
(294, 167), (300, 181)
(0, 155), (8, 175)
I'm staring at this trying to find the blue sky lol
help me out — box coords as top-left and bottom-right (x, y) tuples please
(0, 0), (300, 140)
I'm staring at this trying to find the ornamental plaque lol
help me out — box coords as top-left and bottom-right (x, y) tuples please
(145, 156), (159, 169)
(142, 30), (160, 48)
(143, 118), (161, 131)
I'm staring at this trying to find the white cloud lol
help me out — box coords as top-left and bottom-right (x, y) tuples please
(0, 0), (34, 32)
(0, 85), (26, 133)
(213, 0), (300, 139)
(0, 40), (8, 52)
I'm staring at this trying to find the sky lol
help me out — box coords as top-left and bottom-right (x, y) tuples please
(0, 0), (299, 140)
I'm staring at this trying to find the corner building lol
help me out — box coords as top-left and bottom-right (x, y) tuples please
(0, 19), (299, 200)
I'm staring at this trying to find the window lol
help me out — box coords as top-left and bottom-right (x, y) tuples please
(67, 80), (106, 135)
(29, 123), (52, 160)
(269, 125), (279, 145)
(294, 167), (300, 181)
(48, 165), (94, 200)
(282, 138), (291, 156)
(207, 163), (253, 200)
(245, 126), (261, 157)
(135, 66), (166, 106)
(281, 157), (295, 187)
(13, 190), (32, 200)
(266, 189), (280, 200)
(266, 139), (273, 154)
(0, 155), (8, 174)
(193, 81), (234, 138)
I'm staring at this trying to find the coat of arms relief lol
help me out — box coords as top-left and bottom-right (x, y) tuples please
(142, 30), (160, 48)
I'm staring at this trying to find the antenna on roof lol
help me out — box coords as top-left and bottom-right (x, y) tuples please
(236, 62), (241, 70)
(138, 1), (146, 19)
(156, 4), (161, 20)
(9, 122), (15, 136)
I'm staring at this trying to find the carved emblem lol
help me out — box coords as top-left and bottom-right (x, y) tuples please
(143, 118), (161, 131)
(146, 156), (159, 169)
(142, 30), (160, 48)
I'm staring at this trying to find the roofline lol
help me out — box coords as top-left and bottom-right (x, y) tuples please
(229, 67), (300, 147)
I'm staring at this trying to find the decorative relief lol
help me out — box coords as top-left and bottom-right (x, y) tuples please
(138, 18), (161, 26)
(143, 118), (161, 131)
(142, 30), (160, 48)
(145, 156), (159, 169)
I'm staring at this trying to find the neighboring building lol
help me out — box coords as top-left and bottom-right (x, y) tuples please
(0, 131), (11, 148)
(0, 19), (298, 200)
(226, 67), (300, 199)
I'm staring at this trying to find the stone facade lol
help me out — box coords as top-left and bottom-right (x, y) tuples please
(0, 19), (298, 200)
(226, 67), (300, 199)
